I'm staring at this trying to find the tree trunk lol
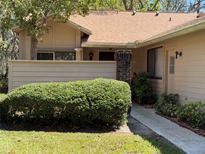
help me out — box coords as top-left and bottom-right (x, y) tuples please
(197, 0), (201, 13)
(129, 0), (134, 11)
(122, 0), (128, 10)
(31, 37), (38, 60)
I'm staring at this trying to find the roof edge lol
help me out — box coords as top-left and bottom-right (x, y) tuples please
(137, 18), (205, 48)
(82, 42), (137, 48)
(13, 19), (92, 35)
(67, 20), (92, 35)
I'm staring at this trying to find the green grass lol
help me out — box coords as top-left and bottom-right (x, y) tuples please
(0, 130), (183, 154)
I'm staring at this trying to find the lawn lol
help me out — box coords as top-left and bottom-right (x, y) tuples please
(0, 93), (183, 154)
(0, 130), (183, 154)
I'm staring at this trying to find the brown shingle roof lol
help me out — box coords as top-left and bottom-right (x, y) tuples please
(137, 16), (205, 48)
(70, 11), (197, 45)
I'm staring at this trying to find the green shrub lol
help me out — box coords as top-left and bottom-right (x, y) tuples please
(156, 93), (205, 129)
(176, 102), (205, 129)
(0, 79), (131, 127)
(0, 78), (8, 93)
(156, 93), (179, 117)
(131, 72), (156, 104)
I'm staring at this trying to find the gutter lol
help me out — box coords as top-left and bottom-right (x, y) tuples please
(136, 18), (205, 48)
(81, 42), (137, 48)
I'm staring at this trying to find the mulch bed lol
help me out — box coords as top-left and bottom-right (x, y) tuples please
(158, 114), (205, 137)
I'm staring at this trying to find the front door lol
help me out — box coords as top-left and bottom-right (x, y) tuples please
(99, 52), (115, 61)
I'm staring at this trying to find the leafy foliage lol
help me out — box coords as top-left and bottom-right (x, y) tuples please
(131, 72), (156, 104)
(1, 0), (95, 39)
(0, 78), (8, 93)
(161, 0), (205, 13)
(176, 102), (205, 129)
(0, 79), (131, 127)
(156, 93), (179, 117)
(156, 93), (205, 129)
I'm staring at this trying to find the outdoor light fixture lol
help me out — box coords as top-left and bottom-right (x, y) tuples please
(175, 51), (182, 59)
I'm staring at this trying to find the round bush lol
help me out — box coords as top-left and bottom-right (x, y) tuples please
(0, 79), (131, 127)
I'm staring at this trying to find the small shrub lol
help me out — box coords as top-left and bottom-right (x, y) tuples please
(131, 72), (156, 104)
(176, 102), (205, 129)
(156, 93), (179, 117)
(0, 78), (8, 93)
(0, 79), (131, 127)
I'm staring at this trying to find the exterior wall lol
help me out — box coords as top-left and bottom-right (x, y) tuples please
(18, 31), (31, 60)
(164, 29), (205, 103)
(37, 22), (80, 49)
(134, 29), (205, 103)
(8, 60), (117, 91)
(132, 46), (166, 95)
(17, 21), (82, 60)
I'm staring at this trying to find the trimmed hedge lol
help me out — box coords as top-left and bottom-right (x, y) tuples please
(0, 79), (131, 127)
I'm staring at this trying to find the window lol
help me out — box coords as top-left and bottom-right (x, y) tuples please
(170, 56), (175, 74)
(37, 52), (54, 60)
(147, 47), (163, 79)
(37, 51), (76, 60)
(55, 52), (76, 60)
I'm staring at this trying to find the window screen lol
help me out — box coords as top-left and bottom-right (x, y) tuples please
(170, 56), (175, 74)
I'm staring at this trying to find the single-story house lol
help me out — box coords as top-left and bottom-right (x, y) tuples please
(10, 11), (205, 103)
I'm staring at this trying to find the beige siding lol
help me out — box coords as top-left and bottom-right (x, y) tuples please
(165, 29), (205, 103)
(138, 29), (205, 103)
(8, 61), (117, 91)
(18, 31), (31, 60)
(18, 21), (82, 60)
(132, 46), (166, 95)
(38, 22), (79, 49)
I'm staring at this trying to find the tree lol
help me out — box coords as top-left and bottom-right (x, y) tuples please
(1, 0), (96, 60)
(120, 0), (160, 11)
(91, 0), (160, 11)
(0, 2), (18, 76)
(92, 0), (124, 10)
(160, 0), (205, 12)
(188, 0), (205, 13)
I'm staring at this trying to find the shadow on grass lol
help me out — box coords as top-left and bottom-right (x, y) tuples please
(128, 116), (185, 154)
(0, 120), (116, 133)
(0, 115), (185, 153)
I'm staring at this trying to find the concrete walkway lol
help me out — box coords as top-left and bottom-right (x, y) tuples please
(131, 104), (205, 154)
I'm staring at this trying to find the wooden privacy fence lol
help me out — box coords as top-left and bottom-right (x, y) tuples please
(8, 60), (117, 91)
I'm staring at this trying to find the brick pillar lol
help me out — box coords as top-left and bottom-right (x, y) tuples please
(116, 51), (132, 84)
